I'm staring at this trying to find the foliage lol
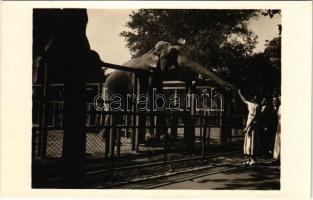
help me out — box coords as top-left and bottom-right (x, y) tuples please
(244, 53), (280, 97)
(120, 9), (258, 73)
(261, 9), (281, 18)
(264, 36), (281, 70)
(121, 9), (281, 97)
(240, 35), (281, 97)
(261, 9), (281, 36)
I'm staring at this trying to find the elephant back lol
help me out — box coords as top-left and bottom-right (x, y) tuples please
(104, 70), (132, 94)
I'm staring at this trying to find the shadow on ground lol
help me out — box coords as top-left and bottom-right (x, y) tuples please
(193, 163), (280, 190)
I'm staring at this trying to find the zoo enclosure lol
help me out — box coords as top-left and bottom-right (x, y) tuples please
(32, 61), (246, 186)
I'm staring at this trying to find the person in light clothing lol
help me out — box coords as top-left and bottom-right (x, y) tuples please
(273, 103), (281, 161)
(237, 89), (260, 165)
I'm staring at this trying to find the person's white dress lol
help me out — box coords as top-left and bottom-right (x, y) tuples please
(273, 106), (281, 160)
(243, 102), (259, 156)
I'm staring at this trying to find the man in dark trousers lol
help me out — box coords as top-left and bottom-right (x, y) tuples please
(33, 9), (91, 188)
(60, 9), (90, 188)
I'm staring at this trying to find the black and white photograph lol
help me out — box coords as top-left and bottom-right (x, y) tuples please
(0, 0), (311, 197)
(1, 1), (313, 199)
(31, 8), (283, 189)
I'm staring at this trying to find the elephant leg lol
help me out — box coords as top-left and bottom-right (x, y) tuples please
(112, 112), (123, 156)
(171, 114), (178, 139)
(155, 75), (165, 141)
(138, 114), (146, 144)
(183, 115), (195, 152)
(103, 114), (119, 157)
(103, 116), (110, 157)
(156, 114), (166, 141)
(101, 84), (110, 157)
(147, 114), (154, 142)
(137, 76), (149, 144)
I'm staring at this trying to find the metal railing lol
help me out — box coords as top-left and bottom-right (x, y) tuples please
(32, 62), (245, 186)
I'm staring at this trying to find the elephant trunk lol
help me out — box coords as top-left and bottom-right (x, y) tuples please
(177, 54), (236, 88)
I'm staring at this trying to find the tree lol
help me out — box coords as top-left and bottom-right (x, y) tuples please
(241, 35), (281, 97)
(121, 9), (281, 96)
(264, 36), (281, 70)
(264, 36), (281, 95)
(261, 9), (281, 35)
(240, 10), (281, 97)
(244, 53), (279, 96)
(120, 9), (259, 80)
(261, 9), (281, 18)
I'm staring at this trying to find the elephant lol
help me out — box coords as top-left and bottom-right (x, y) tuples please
(101, 41), (235, 156)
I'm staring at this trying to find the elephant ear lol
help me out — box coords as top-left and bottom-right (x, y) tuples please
(154, 41), (170, 58)
(144, 41), (171, 69)
(123, 41), (171, 71)
(144, 48), (160, 69)
(170, 46), (235, 88)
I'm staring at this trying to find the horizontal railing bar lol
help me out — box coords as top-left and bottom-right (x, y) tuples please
(32, 124), (244, 131)
(84, 125), (243, 129)
(162, 81), (186, 84)
(33, 83), (102, 87)
(33, 109), (242, 118)
(163, 87), (186, 90)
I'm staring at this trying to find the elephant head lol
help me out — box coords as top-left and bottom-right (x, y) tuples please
(123, 41), (235, 89)
(156, 41), (235, 88)
(122, 42), (165, 71)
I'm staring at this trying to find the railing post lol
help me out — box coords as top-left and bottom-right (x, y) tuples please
(37, 95), (43, 158)
(202, 112), (207, 160)
(220, 90), (232, 144)
(116, 126), (121, 157)
(183, 85), (195, 152)
(109, 115), (115, 157)
(32, 128), (37, 161)
(131, 74), (137, 152)
(164, 128), (168, 162)
(135, 77), (140, 151)
(207, 126), (211, 154)
(40, 62), (49, 158)
(86, 104), (91, 126)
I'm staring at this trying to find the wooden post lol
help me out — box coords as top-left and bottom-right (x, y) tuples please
(131, 74), (137, 152)
(109, 115), (115, 157)
(171, 89), (178, 138)
(183, 84), (195, 152)
(135, 77), (140, 151)
(86, 104), (91, 126)
(220, 90), (231, 144)
(116, 127), (121, 157)
(190, 87), (196, 151)
(40, 61), (49, 158)
(202, 112), (207, 159)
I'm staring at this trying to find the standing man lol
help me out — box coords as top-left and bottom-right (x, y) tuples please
(60, 9), (90, 188)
